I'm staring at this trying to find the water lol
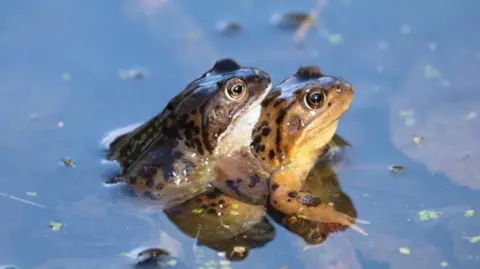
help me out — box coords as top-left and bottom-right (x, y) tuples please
(1, 0), (479, 268)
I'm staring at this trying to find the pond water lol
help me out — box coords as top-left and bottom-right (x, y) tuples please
(1, 0), (479, 268)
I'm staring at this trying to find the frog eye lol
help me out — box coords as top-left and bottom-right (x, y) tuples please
(304, 89), (326, 109)
(225, 78), (247, 100)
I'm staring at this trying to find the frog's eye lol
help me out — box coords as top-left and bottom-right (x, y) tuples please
(225, 78), (247, 100)
(304, 89), (326, 109)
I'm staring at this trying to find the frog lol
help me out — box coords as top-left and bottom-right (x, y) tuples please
(212, 65), (368, 234)
(105, 58), (272, 209)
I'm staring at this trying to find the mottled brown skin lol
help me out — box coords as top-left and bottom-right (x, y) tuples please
(106, 58), (272, 208)
(214, 66), (368, 234)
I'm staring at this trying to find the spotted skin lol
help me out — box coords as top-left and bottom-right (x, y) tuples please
(214, 66), (368, 234)
(106, 58), (272, 209)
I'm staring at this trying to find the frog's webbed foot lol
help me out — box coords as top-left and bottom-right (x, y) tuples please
(270, 173), (369, 236)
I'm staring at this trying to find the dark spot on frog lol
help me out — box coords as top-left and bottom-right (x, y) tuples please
(235, 178), (243, 184)
(183, 127), (193, 141)
(155, 183), (164, 190)
(166, 102), (174, 110)
(299, 195), (322, 207)
(287, 199), (292, 202)
(327, 102), (332, 107)
(193, 125), (200, 135)
(210, 202), (217, 207)
(252, 135), (262, 147)
(146, 178), (155, 188)
(261, 126), (271, 136)
(200, 204), (208, 210)
(172, 151), (184, 159)
(206, 191), (222, 200)
(192, 138), (204, 155)
(185, 140), (194, 149)
(273, 98), (286, 108)
(195, 197), (203, 204)
(207, 208), (219, 215)
(276, 109), (286, 125)
(271, 183), (279, 191)
(226, 179), (235, 188)
(269, 150), (275, 159)
(287, 191), (297, 198)
(248, 174), (261, 188)
(256, 144), (265, 152)
(129, 177), (137, 185)
(218, 199), (225, 205)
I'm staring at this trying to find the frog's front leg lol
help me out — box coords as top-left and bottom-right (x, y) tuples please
(269, 169), (369, 236)
(212, 151), (270, 205)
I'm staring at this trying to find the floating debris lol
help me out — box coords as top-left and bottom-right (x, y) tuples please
(413, 135), (424, 144)
(61, 72), (71, 82)
(400, 24), (411, 35)
(57, 121), (64, 128)
(389, 165), (404, 173)
(398, 109), (414, 117)
(62, 158), (75, 167)
(418, 210), (441, 221)
(327, 33), (344, 45)
(26, 192), (37, 197)
(405, 118), (415, 126)
(216, 20), (242, 35)
(136, 248), (171, 265)
(398, 247), (410, 255)
(118, 68), (147, 80)
(464, 112), (477, 121)
(424, 64), (442, 79)
(440, 261), (449, 267)
(185, 29), (201, 41)
(398, 109), (415, 126)
(229, 245), (248, 260)
(49, 221), (62, 231)
(465, 209), (475, 217)
(428, 42), (437, 52)
(466, 235), (480, 243)
(271, 11), (311, 29)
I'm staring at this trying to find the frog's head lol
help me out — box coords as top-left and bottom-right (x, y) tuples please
(250, 66), (354, 172)
(179, 58), (272, 156)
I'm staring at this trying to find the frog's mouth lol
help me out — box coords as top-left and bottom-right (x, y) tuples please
(216, 82), (273, 156)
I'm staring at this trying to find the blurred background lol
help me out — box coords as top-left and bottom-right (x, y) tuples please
(1, 0), (479, 268)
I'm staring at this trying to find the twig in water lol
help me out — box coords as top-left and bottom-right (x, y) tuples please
(294, 0), (328, 43)
(0, 191), (47, 209)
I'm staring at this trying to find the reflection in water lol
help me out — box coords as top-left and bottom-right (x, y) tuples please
(163, 135), (365, 261)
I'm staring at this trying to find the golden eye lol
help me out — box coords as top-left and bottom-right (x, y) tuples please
(304, 89), (326, 109)
(225, 78), (247, 100)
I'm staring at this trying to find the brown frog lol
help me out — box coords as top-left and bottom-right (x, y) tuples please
(105, 58), (272, 208)
(213, 65), (368, 234)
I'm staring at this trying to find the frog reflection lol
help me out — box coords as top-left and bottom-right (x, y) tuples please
(164, 135), (361, 261)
